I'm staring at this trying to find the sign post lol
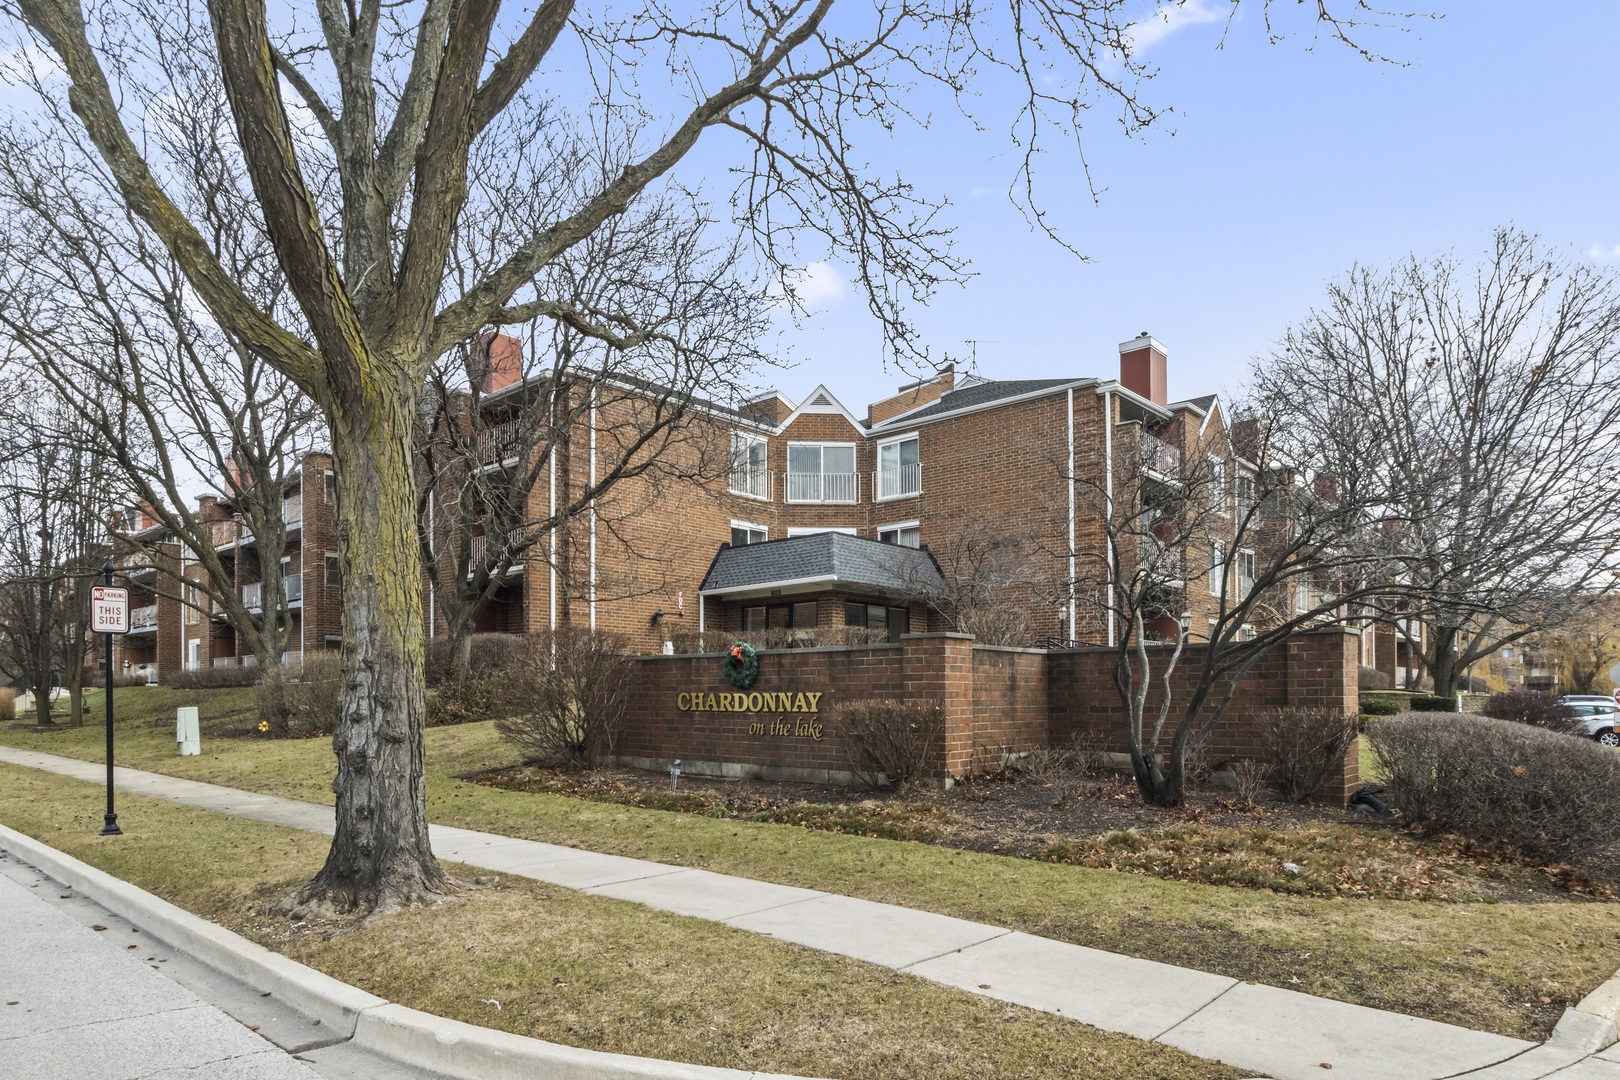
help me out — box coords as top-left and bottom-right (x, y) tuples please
(91, 564), (127, 836)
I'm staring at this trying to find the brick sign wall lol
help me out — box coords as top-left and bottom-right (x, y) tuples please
(616, 628), (1360, 803)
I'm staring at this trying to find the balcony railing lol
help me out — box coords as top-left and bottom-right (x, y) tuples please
(130, 604), (158, 631)
(469, 534), (490, 567)
(875, 463), (921, 500)
(213, 656), (242, 668)
(786, 471), (858, 503)
(1140, 431), (1182, 476)
(243, 580), (261, 609)
(730, 465), (771, 500)
(1139, 539), (1183, 582)
(477, 420), (524, 464)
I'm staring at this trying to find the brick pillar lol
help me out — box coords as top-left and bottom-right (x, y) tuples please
(1287, 628), (1360, 806)
(900, 633), (976, 781)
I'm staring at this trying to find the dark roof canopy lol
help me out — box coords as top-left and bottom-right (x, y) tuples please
(700, 532), (946, 599)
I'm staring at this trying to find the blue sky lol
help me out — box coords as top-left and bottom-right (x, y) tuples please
(756, 1), (1620, 415)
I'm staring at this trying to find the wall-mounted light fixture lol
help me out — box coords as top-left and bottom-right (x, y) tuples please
(650, 610), (665, 627)
(1179, 610), (1194, 640)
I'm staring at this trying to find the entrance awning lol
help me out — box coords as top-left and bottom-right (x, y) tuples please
(699, 531), (946, 602)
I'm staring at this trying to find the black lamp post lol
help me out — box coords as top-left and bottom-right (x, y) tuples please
(1178, 610), (1194, 642)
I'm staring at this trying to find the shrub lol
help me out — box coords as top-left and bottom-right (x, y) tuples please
(172, 665), (261, 689)
(255, 654), (343, 737)
(1480, 689), (1579, 734)
(834, 698), (943, 791)
(1358, 666), (1393, 691)
(1257, 708), (1359, 803)
(494, 629), (633, 768)
(0, 687), (12, 723)
(1360, 696), (1403, 717)
(425, 632), (532, 686)
(1408, 694), (1457, 712)
(1366, 713), (1620, 880)
(429, 676), (506, 727)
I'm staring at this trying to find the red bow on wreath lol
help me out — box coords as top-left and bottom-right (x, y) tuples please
(730, 645), (744, 661)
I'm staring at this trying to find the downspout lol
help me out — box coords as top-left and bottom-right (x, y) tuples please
(1103, 389), (1115, 647)
(548, 433), (557, 634)
(1067, 388), (1077, 637)
(588, 387), (597, 631)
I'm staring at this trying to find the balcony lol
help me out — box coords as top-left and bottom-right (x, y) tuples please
(1140, 431), (1182, 477)
(875, 463), (921, 500)
(282, 495), (303, 529)
(786, 471), (858, 504)
(477, 421), (524, 465)
(729, 465), (771, 500)
(1139, 538), (1184, 583)
(244, 574), (302, 611)
(129, 604), (158, 633)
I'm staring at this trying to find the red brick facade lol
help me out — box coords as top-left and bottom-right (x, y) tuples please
(617, 628), (1360, 803)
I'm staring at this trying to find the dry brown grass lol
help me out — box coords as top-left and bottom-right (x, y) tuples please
(0, 763), (1240, 1080)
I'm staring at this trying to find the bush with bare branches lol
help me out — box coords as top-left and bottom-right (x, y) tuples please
(1367, 713), (1620, 879)
(835, 699), (943, 791)
(1257, 708), (1359, 803)
(1480, 689), (1579, 735)
(255, 655), (343, 738)
(495, 630), (634, 769)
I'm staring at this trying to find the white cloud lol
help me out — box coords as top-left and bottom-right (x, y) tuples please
(0, 42), (65, 87)
(1589, 243), (1620, 261)
(792, 261), (848, 309)
(1123, 0), (1226, 56)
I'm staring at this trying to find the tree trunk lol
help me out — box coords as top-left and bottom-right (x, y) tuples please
(288, 382), (453, 918)
(30, 679), (50, 726)
(1429, 626), (1459, 698)
(444, 605), (476, 685)
(1128, 748), (1184, 807)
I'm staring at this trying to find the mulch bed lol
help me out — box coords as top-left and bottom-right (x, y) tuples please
(468, 762), (1616, 903)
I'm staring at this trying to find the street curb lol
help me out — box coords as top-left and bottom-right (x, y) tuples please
(0, 824), (818, 1080)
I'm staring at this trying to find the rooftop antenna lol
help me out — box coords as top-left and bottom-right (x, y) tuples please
(962, 339), (997, 380)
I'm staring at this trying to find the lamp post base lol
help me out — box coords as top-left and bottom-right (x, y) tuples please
(99, 814), (121, 836)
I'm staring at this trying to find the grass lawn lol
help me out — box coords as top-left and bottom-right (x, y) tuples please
(0, 763), (1237, 1080)
(3, 686), (1617, 1042)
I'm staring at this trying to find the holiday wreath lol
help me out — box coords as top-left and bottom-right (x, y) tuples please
(723, 641), (759, 689)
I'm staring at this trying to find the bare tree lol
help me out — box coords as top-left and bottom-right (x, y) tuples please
(0, 397), (122, 726)
(3, 0), (1408, 915)
(1070, 402), (1409, 807)
(909, 518), (1052, 646)
(1254, 230), (1620, 697)
(0, 76), (324, 671)
(1526, 596), (1620, 695)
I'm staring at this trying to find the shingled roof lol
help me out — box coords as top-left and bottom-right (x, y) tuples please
(869, 378), (1082, 428)
(700, 532), (946, 598)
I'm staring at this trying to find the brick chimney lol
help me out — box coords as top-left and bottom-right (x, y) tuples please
(479, 332), (524, 395)
(741, 390), (795, 425)
(1119, 333), (1167, 406)
(868, 364), (955, 425)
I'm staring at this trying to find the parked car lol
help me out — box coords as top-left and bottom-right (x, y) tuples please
(1562, 702), (1620, 747)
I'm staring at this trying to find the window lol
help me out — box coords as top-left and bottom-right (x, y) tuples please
(1295, 577), (1311, 614)
(323, 470), (336, 504)
(186, 639), (200, 670)
(1208, 540), (1225, 597)
(786, 443), (857, 503)
(845, 602), (910, 642)
(742, 602), (816, 630)
(1235, 472), (1256, 517)
(325, 554), (342, 587)
(730, 521), (768, 546)
(878, 522), (921, 548)
(1208, 457), (1226, 514)
(1238, 549), (1256, 597)
(877, 435), (920, 499)
(730, 433), (769, 498)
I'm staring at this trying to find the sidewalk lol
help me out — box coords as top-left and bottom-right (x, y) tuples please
(0, 858), (320, 1079)
(3, 745), (1618, 1080)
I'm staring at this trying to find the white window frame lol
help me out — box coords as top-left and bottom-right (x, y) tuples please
(1238, 548), (1256, 597)
(729, 520), (769, 546)
(1208, 456), (1226, 515)
(786, 441), (858, 503)
(729, 431), (770, 500)
(1209, 540), (1225, 597)
(877, 520), (922, 548)
(186, 639), (201, 670)
(787, 527), (858, 537)
(1234, 467), (1257, 518)
(875, 433), (921, 501)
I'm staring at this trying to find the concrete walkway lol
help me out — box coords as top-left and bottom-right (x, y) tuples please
(0, 859), (322, 1080)
(2, 745), (1617, 1080)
